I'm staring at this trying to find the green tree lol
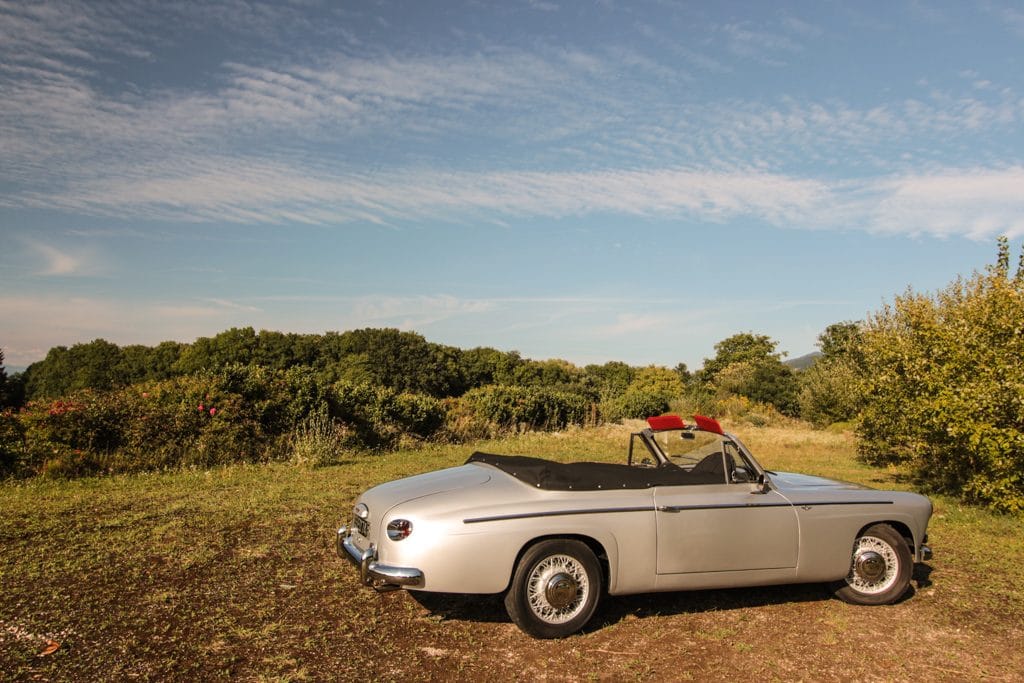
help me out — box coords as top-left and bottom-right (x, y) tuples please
(321, 328), (465, 397)
(583, 361), (635, 397)
(714, 358), (800, 416)
(697, 333), (798, 415)
(603, 365), (685, 421)
(817, 321), (864, 361)
(856, 236), (1024, 512)
(798, 321), (866, 427)
(459, 347), (525, 388)
(0, 348), (8, 407)
(173, 327), (259, 373)
(697, 332), (782, 385)
(23, 339), (125, 398)
(672, 362), (692, 385)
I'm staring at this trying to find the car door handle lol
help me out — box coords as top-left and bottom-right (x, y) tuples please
(656, 505), (681, 512)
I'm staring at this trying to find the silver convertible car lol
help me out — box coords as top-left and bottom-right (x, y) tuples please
(337, 415), (933, 638)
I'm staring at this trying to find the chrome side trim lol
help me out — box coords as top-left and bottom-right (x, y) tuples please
(790, 500), (895, 507)
(336, 527), (425, 589)
(657, 502), (793, 512)
(464, 506), (654, 524)
(464, 499), (895, 524)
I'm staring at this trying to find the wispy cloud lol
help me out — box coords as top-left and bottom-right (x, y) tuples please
(719, 22), (803, 66)
(867, 167), (1024, 239)
(21, 239), (100, 276)
(3, 0), (1024, 246)
(15, 160), (1024, 240)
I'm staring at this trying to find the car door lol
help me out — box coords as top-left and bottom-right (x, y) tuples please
(653, 481), (799, 575)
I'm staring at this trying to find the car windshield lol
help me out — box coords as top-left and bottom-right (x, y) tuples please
(652, 430), (722, 466)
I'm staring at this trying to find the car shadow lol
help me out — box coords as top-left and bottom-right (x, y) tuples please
(406, 567), (935, 631)
(408, 582), (835, 630)
(407, 590), (509, 623)
(591, 583), (830, 631)
(913, 562), (933, 589)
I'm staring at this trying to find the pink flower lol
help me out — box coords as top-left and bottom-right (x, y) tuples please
(198, 404), (205, 412)
(209, 408), (217, 416)
(142, 392), (149, 398)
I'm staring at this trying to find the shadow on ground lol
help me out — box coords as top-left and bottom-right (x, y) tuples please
(407, 581), (836, 631)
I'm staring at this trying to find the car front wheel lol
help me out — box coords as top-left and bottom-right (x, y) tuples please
(832, 523), (912, 605)
(504, 539), (601, 638)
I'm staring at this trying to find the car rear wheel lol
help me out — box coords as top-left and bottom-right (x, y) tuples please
(832, 523), (912, 605)
(504, 539), (601, 638)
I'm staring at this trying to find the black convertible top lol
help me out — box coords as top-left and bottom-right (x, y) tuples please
(466, 452), (725, 490)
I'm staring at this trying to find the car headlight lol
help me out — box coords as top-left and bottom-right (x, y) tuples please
(386, 519), (413, 541)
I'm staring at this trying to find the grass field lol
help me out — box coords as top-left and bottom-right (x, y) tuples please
(2, 422), (1022, 681)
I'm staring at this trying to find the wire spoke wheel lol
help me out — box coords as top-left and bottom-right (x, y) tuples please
(845, 535), (899, 594)
(505, 539), (601, 638)
(832, 523), (912, 606)
(525, 554), (589, 624)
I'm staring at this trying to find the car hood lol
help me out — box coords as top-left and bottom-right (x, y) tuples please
(768, 471), (872, 493)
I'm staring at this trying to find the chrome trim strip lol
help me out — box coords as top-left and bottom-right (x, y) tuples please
(791, 501), (894, 507)
(464, 499), (895, 523)
(656, 502), (793, 512)
(463, 506), (654, 524)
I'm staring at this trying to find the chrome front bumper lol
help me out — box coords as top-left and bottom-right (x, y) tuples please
(336, 526), (425, 591)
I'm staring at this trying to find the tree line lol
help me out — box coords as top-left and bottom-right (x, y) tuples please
(2, 238), (1022, 511)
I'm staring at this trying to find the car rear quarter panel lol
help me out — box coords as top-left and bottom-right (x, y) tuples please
(375, 477), (657, 594)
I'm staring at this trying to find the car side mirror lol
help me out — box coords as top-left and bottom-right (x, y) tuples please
(749, 473), (770, 494)
(731, 466), (752, 483)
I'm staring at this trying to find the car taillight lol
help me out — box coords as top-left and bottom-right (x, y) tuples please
(386, 519), (413, 541)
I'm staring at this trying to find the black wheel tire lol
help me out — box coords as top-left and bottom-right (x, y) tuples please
(504, 539), (601, 638)
(832, 523), (913, 605)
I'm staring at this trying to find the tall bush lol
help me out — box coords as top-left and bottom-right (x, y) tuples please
(455, 385), (590, 435)
(798, 322), (867, 427)
(857, 237), (1024, 512)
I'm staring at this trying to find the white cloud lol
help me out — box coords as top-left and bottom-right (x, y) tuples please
(3, 0), (1024, 248)
(866, 167), (1024, 239)
(18, 159), (1024, 240)
(21, 239), (100, 276)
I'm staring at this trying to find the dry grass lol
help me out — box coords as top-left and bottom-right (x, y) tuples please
(1, 422), (1022, 681)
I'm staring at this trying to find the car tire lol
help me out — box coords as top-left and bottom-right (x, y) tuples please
(832, 523), (912, 605)
(504, 539), (601, 638)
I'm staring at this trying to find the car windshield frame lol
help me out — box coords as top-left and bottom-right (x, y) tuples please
(630, 422), (766, 484)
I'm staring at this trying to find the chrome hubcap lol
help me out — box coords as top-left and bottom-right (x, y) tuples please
(845, 536), (899, 594)
(526, 554), (589, 624)
(545, 572), (579, 609)
(855, 550), (886, 582)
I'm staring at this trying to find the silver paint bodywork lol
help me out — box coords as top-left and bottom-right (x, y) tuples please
(337, 427), (932, 597)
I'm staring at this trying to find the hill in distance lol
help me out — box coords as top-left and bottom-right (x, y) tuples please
(784, 351), (822, 371)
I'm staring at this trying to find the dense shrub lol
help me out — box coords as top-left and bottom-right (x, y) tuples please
(797, 322), (866, 427)
(798, 358), (864, 427)
(857, 238), (1024, 512)
(711, 359), (799, 416)
(330, 381), (445, 448)
(601, 387), (669, 421)
(10, 366), (341, 476)
(454, 385), (590, 436)
(0, 410), (26, 476)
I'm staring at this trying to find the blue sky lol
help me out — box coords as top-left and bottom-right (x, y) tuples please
(2, 1), (1023, 370)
